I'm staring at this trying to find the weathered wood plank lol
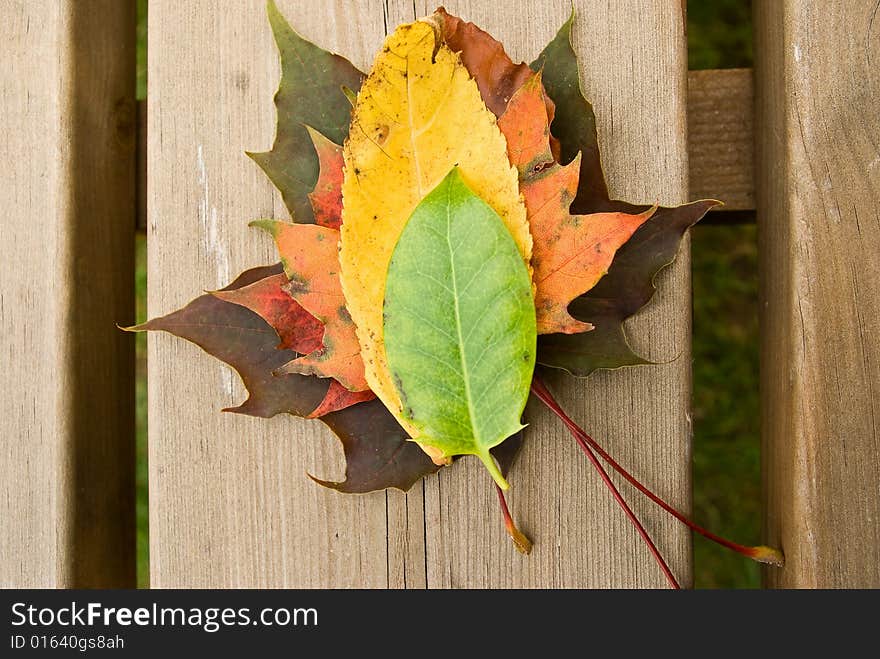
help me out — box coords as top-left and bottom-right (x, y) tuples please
(149, 0), (693, 587)
(148, 0), (391, 587)
(389, 0), (694, 587)
(0, 1), (136, 587)
(688, 68), (754, 211)
(755, 0), (880, 587)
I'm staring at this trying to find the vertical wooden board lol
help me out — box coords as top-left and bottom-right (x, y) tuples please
(755, 1), (880, 587)
(384, 0), (693, 587)
(150, 0), (693, 588)
(148, 0), (393, 587)
(0, 2), (136, 587)
(1, 0), (64, 590)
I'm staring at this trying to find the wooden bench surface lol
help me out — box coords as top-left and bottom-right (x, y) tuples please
(146, 0), (691, 587)
(2, 0), (878, 588)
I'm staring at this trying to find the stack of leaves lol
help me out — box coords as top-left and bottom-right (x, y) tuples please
(131, 2), (782, 587)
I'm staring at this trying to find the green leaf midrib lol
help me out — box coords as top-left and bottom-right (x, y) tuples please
(445, 190), (481, 452)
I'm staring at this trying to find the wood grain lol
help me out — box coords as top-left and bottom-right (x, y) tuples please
(688, 68), (754, 211)
(0, 1), (136, 587)
(149, 0), (693, 587)
(402, 0), (693, 588)
(148, 0), (390, 588)
(755, 0), (880, 587)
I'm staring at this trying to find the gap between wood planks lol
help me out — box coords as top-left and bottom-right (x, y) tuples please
(134, 68), (755, 232)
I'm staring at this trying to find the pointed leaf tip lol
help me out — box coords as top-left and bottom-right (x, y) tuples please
(133, 264), (329, 418)
(306, 380), (375, 419)
(305, 127), (345, 229)
(252, 0), (363, 222)
(249, 218), (279, 236)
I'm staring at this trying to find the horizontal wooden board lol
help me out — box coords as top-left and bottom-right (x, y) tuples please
(688, 68), (755, 211)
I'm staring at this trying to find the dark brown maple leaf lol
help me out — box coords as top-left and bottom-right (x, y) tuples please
(129, 265), (327, 418)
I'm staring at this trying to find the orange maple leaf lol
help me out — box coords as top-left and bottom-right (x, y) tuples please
(251, 219), (369, 392)
(498, 73), (655, 335)
(306, 127), (344, 230)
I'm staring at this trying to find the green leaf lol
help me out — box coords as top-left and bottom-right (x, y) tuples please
(532, 15), (718, 375)
(382, 169), (536, 489)
(248, 0), (364, 223)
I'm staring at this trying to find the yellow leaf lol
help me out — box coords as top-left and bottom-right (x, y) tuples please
(339, 19), (531, 454)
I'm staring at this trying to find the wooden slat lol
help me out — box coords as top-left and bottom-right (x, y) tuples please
(148, 0), (390, 587)
(149, 0), (692, 587)
(0, 2), (136, 587)
(400, 0), (693, 588)
(755, 0), (880, 587)
(688, 68), (754, 211)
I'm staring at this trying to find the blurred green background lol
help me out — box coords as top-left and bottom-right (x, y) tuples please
(133, 0), (759, 588)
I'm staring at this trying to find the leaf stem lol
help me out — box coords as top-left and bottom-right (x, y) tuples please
(542, 391), (681, 588)
(495, 485), (532, 554)
(582, 435), (680, 588)
(531, 375), (784, 568)
(479, 450), (511, 490)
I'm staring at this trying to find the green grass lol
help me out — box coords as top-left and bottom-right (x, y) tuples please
(688, 0), (761, 589)
(135, 235), (148, 588)
(688, 0), (753, 70)
(133, 0), (760, 589)
(135, 0), (148, 589)
(691, 224), (761, 588)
